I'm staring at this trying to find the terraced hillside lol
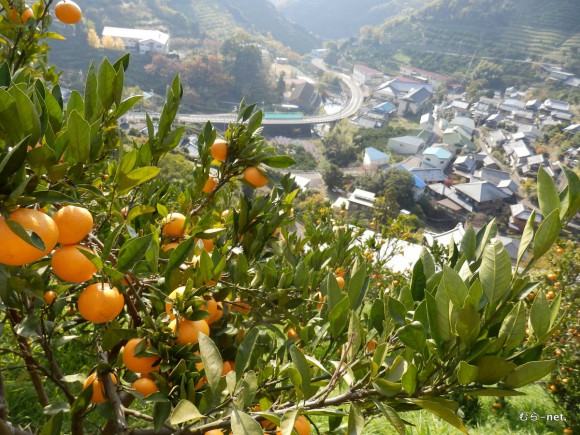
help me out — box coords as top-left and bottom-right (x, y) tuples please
(69, 0), (318, 53)
(367, 0), (580, 63)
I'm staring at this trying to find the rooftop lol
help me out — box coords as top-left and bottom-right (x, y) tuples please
(102, 27), (170, 44)
(364, 147), (390, 162)
(454, 181), (510, 203)
(423, 146), (452, 159)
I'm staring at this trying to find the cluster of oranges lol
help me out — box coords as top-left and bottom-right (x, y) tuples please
(8, 0), (82, 25)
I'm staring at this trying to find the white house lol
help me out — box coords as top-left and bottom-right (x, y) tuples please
(387, 136), (425, 155)
(102, 27), (170, 54)
(421, 146), (453, 170)
(353, 64), (383, 85)
(420, 113), (435, 132)
(363, 147), (391, 171)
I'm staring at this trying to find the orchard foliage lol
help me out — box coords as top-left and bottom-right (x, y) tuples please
(1, 2), (580, 435)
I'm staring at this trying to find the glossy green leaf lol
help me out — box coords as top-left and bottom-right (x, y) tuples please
(475, 356), (516, 385)
(442, 265), (469, 307)
(126, 205), (156, 222)
(480, 239), (512, 311)
(198, 333), (223, 394)
(409, 399), (468, 434)
(347, 404), (364, 435)
(97, 58), (116, 110)
(0, 137), (28, 182)
(66, 110), (90, 163)
(516, 210), (535, 268)
(529, 290), (550, 340)
(460, 224), (476, 261)
(373, 378), (402, 397)
(374, 402), (405, 435)
(537, 167), (560, 218)
(328, 297), (350, 338)
(231, 409), (263, 435)
(168, 400), (203, 425)
(263, 155), (296, 168)
(532, 209), (561, 261)
(40, 411), (64, 435)
(6, 220), (46, 251)
(117, 234), (153, 272)
(402, 363), (417, 395)
(278, 409), (299, 435)
(499, 302), (526, 353)
(502, 360), (557, 389)
(235, 328), (260, 379)
(118, 166), (160, 193)
(410, 258), (426, 301)
(396, 321), (426, 353)
(457, 361), (478, 385)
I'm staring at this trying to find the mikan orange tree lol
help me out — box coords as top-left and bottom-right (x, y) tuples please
(1, 2), (580, 435)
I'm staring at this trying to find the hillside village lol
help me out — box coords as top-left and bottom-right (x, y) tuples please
(284, 59), (579, 268)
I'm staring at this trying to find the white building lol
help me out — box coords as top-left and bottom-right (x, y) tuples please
(421, 146), (453, 170)
(102, 27), (170, 54)
(387, 136), (425, 155)
(353, 64), (384, 85)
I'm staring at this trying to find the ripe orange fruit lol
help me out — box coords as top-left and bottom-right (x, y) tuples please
(132, 377), (158, 397)
(210, 139), (228, 162)
(367, 339), (377, 352)
(222, 361), (235, 376)
(314, 292), (325, 310)
(51, 245), (97, 283)
(205, 298), (223, 325)
(204, 430), (224, 435)
(553, 282), (561, 288)
(547, 273), (557, 281)
(0, 209), (59, 266)
(231, 299), (251, 315)
(195, 238), (214, 252)
(203, 176), (218, 194)
(254, 404), (276, 430)
(52, 205), (93, 244)
(546, 291), (556, 300)
(287, 328), (299, 341)
(166, 286), (187, 319)
(162, 242), (180, 252)
(54, 0), (82, 24)
(556, 247), (564, 255)
(527, 292), (536, 300)
(564, 429), (573, 435)
(276, 415), (310, 435)
(123, 338), (159, 374)
(44, 291), (56, 305)
(83, 372), (117, 404)
(169, 318), (210, 345)
(335, 268), (345, 278)
(162, 213), (187, 237)
(336, 276), (345, 289)
(339, 210), (346, 216)
(10, 6), (33, 22)
(78, 283), (124, 323)
(243, 167), (268, 188)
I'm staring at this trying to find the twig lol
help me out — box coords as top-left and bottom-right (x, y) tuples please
(97, 345), (126, 434)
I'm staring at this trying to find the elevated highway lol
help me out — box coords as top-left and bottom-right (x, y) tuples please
(125, 60), (364, 127)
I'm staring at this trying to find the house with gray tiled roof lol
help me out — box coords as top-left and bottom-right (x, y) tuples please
(453, 181), (510, 210)
(387, 135), (425, 155)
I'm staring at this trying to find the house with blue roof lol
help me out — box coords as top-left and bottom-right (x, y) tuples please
(371, 101), (396, 118)
(393, 165), (426, 200)
(363, 147), (391, 171)
(421, 146), (453, 170)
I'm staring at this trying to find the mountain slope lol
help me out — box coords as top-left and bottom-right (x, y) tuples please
(363, 0), (580, 63)
(69, 0), (318, 53)
(271, 0), (429, 39)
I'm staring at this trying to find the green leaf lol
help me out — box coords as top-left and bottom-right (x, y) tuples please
(347, 404), (364, 435)
(537, 167), (560, 218)
(10, 86), (41, 143)
(561, 167), (580, 218)
(373, 378), (402, 397)
(0, 136), (28, 182)
(410, 258), (426, 301)
(66, 110), (90, 164)
(498, 302), (526, 353)
(396, 321), (426, 353)
(374, 402), (406, 435)
(235, 328), (260, 379)
(290, 345), (311, 398)
(347, 264), (368, 310)
(409, 399), (468, 434)
(460, 224), (477, 261)
(117, 234), (153, 272)
(402, 363), (417, 395)
(442, 265), (469, 307)
(263, 155), (296, 168)
(24, 190), (79, 206)
(168, 400), (203, 425)
(40, 411), (64, 435)
(231, 409), (263, 435)
(6, 220), (46, 251)
(457, 361), (479, 385)
(386, 296), (407, 326)
(101, 328), (138, 351)
(78, 248), (103, 271)
(198, 333), (223, 394)
(475, 356), (516, 385)
(502, 360), (556, 389)
(97, 58), (116, 110)
(70, 385), (93, 414)
(153, 401), (171, 432)
(529, 290), (550, 339)
(516, 210), (535, 268)
(532, 209), (561, 261)
(328, 297), (350, 338)
(126, 205), (156, 223)
(455, 297), (480, 345)
(278, 409), (299, 435)
(475, 218), (497, 260)
(118, 166), (160, 193)
(480, 239), (512, 312)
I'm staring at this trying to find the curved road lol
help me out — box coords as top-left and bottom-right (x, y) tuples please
(126, 60), (364, 126)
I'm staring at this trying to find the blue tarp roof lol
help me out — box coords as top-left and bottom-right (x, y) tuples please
(372, 101), (396, 114)
(423, 147), (452, 159)
(365, 147), (390, 161)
